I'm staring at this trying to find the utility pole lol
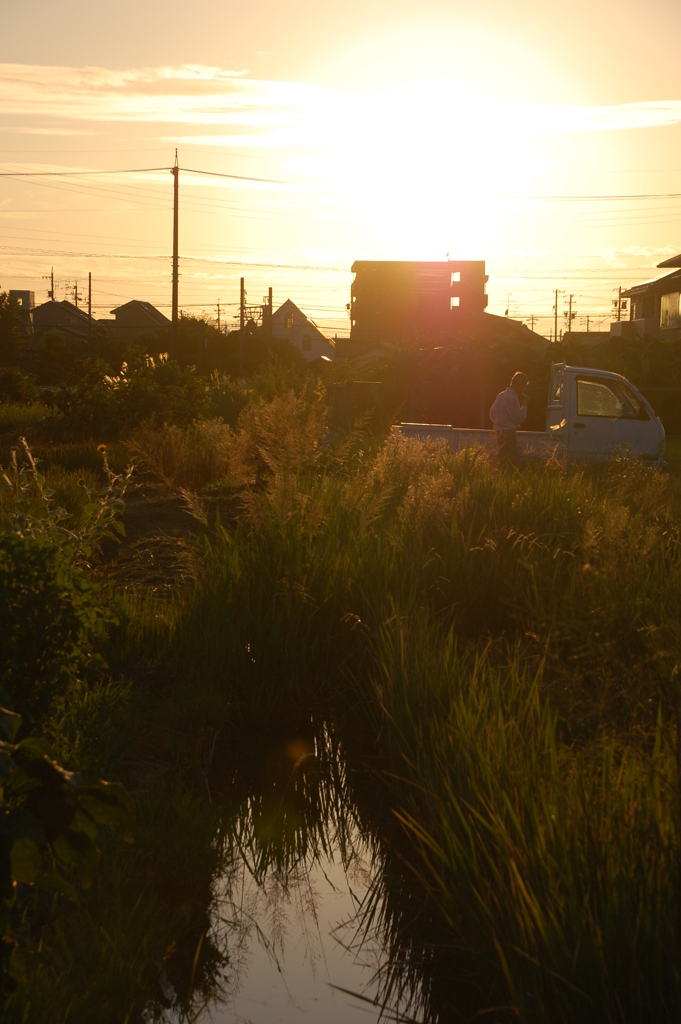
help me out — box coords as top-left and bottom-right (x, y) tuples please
(88, 271), (92, 341)
(587, 314), (590, 333)
(618, 285), (622, 322)
(530, 313), (536, 333)
(74, 281), (79, 308)
(568, 294), (573, 335)
(239, 277), (245, 377)
(43, 268), (55, 300)
(171, 149), (179, 360)
(553, 288), (559, 344)
(268, 286), (273, 336)
(217, 300), (220, 333)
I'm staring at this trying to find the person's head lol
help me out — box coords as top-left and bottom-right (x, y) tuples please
(510, 371), (529, 395)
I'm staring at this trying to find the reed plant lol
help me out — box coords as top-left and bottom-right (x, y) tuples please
(6, 394), (681, 1021)
(169, 429), (681, 1021)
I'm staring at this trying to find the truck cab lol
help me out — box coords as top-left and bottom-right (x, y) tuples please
(548, 362), (665, 462)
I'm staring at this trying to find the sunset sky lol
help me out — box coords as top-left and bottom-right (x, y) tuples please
(2, 0), (681, 336)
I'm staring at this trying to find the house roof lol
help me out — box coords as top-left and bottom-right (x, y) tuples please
(274, 298), (309, 317)
(621, 267), (681, 299)
(657, 254), (681, 268)
(271, 300), (334, 350)
(36, 299), (90, 321)
(273, 300), (325, 335)
(32, 299), (104, 339)
(110, 300), (170, 326)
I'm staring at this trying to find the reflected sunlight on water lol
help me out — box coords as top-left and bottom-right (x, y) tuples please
(160, 723), (424, 1024)
(212, 839), (391, 1022)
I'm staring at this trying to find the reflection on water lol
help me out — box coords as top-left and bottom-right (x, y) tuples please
(213, 837), (388, 1022)
(158, 718), (458, 1024)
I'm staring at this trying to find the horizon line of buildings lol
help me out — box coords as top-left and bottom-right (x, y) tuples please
(8, 255), (681, 363)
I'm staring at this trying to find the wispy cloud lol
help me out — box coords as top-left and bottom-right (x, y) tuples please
(515, 100), (681, 134)
(0, 63), (345, 131)
(3, 63), (680, 143)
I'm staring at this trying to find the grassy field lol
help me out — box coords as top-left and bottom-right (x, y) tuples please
(2, 394), (681, 1022)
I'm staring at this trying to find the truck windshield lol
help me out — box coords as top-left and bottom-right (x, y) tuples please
(576, 378), (647, 420)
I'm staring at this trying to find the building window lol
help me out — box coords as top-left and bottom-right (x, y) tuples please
(285, 313), (294, 329)
(302, 334), (311, 351)
(451, 271), (461, 284)
(660, 292), (680, 329)
(450, 297), (460, 309)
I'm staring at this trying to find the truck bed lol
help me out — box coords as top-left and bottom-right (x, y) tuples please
(393, 423), (563, 459)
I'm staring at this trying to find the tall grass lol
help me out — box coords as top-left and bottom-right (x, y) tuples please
(7, 389), (681, 1021)
(167, 430), (681, 1021)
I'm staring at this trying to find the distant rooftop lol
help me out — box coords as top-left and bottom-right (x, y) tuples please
(657, 254), (681, 268)
(110, 299), (169, 327)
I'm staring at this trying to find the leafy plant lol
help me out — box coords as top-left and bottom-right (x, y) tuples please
(0, 532), (111, 731)
(1, 436), (131, 564)
(0, 705), (133, 1002)
(0, 295), (26, 368)
(0, 368), (38, 404)
(54, 355), (208, 439)
(0, 440), (131, 730)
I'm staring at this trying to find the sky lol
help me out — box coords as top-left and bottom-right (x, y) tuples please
(2, 0), (681, 336)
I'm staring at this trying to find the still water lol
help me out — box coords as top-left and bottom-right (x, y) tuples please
(161, 721), (433, 1024)
(212, 833), (391, 1022)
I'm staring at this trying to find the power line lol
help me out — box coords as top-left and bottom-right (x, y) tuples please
(180, 167), (291, 185)
(0, 167), (171, 177)
(494, 191), (681, 202)
(0, 165), (292, 186)
(4, 165), (681, 200)
(0, 245), (350, 272)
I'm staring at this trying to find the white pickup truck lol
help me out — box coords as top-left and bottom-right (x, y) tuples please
(394, 362), (665, 463)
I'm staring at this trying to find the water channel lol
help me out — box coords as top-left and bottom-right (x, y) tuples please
(153, 714), (472, 1024)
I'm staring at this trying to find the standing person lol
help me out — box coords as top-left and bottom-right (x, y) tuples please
(489, 372), (529, 464)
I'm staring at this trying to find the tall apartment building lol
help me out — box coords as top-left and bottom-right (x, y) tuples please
(349, 260), (488, 348)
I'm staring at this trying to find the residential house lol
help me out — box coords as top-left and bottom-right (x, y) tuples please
(32, 299), (103, 340)
(106, 300), (170, 344)
(617, 254), (681, 341)
(271, 299), (335, 362)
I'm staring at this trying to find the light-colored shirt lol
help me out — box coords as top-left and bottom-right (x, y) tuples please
(490, 387), (527, 430)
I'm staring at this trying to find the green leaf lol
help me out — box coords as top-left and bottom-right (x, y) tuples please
(34, 870), (78, 901)
(52, 830), (100, 887)
(70, 807), (97, 841)
(0, 709), (21, 745)
(0, 809), (45, 845)
(79, 782), (135, 831)
(10, 837), (40, 884)
(17, 737), (53, 760)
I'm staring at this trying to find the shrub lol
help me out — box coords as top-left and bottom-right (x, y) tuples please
(0, 439), (130, 730)
(229, 387), (327, 484)
(249, 343), (310, 401)
(54, 355), (208, 439)
(0, 706), (133, 1004)
(0, 368), (38, 404)
(0, 437), (130, 564)
(0, 295), (25, 367)
(127, 418), (232, 490)
(33, 329), (89, 386)
(204, 371), (249, 425)
(0, 532), (111, 731)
